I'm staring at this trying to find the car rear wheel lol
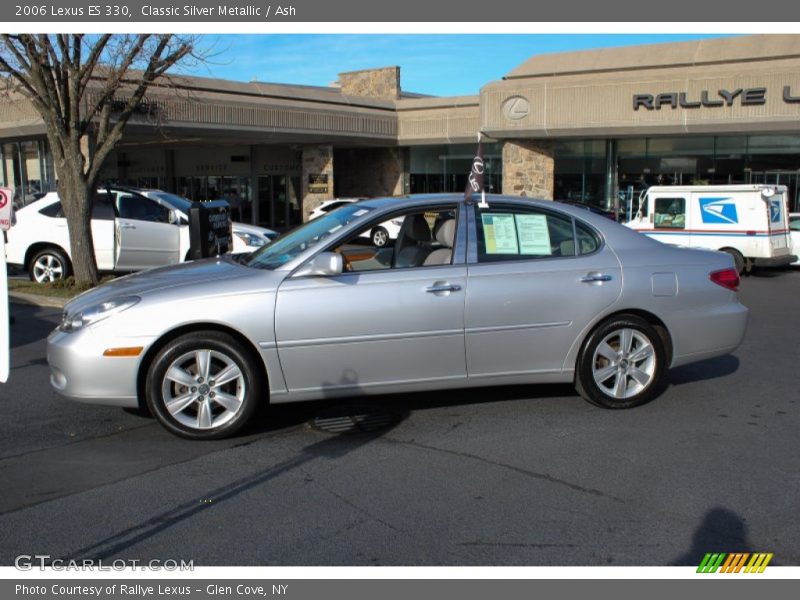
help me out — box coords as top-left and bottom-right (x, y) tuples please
(371, 226), (389, 247)
(575, 315), (666, 409)
(29, 248), (71, 283)
(145, 331), (263, 440)
(721, 247), (745, 275)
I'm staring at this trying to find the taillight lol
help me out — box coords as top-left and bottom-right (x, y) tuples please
(710, 268), (740, 291)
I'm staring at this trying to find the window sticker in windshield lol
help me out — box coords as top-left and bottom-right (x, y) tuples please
(353, 209), (369, 217)
(481, 213), (519, 254)
(515, 214), (552, 255)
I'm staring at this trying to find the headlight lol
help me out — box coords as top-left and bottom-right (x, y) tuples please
(234, 231), (268, 248)
(60, 296), (140, 332)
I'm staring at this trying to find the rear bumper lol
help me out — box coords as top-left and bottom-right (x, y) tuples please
(752, 255), (797, 267)
(670, 301), (749, 368)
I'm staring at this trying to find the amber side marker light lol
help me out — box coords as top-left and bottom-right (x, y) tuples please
(103, 347), (144, 357)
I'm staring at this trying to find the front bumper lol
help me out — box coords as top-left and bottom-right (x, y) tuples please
(47, 327), (152, 408)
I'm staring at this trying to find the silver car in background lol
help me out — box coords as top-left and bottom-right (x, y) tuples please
(47, 194), (748, 439)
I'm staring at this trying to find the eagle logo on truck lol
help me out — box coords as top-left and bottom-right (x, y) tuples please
(768, 199), (782, 224)
(699, 197), (739, 224)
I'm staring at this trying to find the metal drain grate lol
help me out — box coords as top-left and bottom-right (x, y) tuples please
(311, 407), (400, 434)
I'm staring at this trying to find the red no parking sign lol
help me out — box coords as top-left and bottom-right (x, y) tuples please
(0, 187), (11, 230)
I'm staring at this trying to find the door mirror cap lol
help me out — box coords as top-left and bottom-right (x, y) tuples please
(293, 252), (343, 278)
(168, 209), (180, 224)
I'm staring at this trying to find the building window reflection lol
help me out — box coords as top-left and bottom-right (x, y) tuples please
(409, 143), (502, 194)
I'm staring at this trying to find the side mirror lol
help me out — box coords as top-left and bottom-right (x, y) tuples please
(293, 252), (343, 278)
(168, 209), (180, 224)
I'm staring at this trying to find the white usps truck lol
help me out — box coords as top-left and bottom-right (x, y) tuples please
(625, 184), (796, 273)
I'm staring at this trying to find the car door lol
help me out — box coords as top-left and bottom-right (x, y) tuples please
(113, 191), (181, 270)
(274, 205), (467, 395)
(464, 203), (622, 379)
(90, 193), (117, 271)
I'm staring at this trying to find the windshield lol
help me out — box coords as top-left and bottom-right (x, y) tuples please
(244, 204), (372, 270)
(149, 191), (193, 213)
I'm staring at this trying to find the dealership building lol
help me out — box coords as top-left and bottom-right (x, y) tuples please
(2, 34), (800, 230)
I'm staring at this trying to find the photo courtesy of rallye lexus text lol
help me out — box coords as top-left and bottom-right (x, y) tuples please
(47, 193), (749, 440)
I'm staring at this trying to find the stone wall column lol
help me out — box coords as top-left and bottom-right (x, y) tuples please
(334, 147), (404, 198)
(501, 139), (555, 199)
(301, 144), (334, 221)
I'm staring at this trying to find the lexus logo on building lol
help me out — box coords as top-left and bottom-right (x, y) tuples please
(502, 96), (530, 120)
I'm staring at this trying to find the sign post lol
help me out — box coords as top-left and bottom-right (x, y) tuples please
(0, 186), (14, 383)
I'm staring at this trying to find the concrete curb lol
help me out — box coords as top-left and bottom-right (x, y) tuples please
(8, 291), (67, 309)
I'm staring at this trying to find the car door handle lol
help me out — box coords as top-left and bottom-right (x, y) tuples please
(580, 273), (613, 283)
(120, 223), (136, 230)
(426, 283), (462, 293)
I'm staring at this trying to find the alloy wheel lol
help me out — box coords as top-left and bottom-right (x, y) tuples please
(591, 328), (657, 399)
(160, 349), (246, 430)
(32, 254), (65, 283)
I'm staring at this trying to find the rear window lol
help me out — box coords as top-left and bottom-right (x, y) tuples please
(321, 201), (349, 213)
(39, 201), (64, 218)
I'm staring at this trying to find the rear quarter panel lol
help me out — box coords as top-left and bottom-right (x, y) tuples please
(559, 217), (747, 372)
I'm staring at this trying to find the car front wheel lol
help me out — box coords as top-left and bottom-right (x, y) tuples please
(371, 226), (389, 247)
(575, 315), (666, 409)
(145, 331), (263, 440)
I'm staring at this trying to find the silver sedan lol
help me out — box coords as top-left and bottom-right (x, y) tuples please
(47, 195), (749, 439)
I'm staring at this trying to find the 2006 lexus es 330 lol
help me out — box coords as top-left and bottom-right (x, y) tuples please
(47, 195), (748, 439)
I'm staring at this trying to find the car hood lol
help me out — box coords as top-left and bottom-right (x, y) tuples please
(65, 256), (280, 315)
(232, 222), (277, 237)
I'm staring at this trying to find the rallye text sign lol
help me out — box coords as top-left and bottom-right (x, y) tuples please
(633, 85), (800, 110)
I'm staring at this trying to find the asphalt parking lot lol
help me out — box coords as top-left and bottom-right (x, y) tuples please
(0, 270), (798, 566)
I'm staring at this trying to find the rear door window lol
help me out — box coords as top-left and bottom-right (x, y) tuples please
(475, 204), (595, 262)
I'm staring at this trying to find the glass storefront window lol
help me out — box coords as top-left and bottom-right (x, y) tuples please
(1, 139), (53, 208)
(409, 143), (501, 195)
(553, 139), (606, 207)
(560, 134), (800, 213)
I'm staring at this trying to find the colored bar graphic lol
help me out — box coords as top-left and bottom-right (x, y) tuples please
(744, 553), (774, 573)
(697, 552), (773, 573)
(697, 553), (726, 573)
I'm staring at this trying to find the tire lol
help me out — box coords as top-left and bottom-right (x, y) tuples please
(145, 331), (263, 440)
(29, 247), (71, 283)
(575, 315), (666, 409)
(721, 248), (745, 275)
(371, 226), (390, 247)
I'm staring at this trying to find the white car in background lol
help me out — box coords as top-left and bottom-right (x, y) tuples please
(309, 198), (403, 247)
(6, 187), (277, 283)
(790, 212), (800, 266)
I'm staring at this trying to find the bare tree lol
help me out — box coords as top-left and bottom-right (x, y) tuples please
(0, 34), (197, 286)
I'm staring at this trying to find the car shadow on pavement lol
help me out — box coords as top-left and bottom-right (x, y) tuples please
(63, 372), (409, 562)
(666, 355), (740, 387)
(670, 506), (770, 566)
(8, 301), (59, 350)
(60, 372), (577, 562)
(241, 381), (579, 439)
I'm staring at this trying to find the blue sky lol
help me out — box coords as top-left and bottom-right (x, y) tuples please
(186, 34), (734, 97)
